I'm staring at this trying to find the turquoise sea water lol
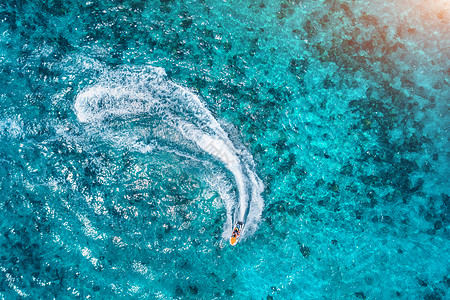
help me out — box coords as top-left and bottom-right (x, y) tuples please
(1, 0), (449, 298)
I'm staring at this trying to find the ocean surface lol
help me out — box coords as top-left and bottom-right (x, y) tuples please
(0, 0), (449, 299)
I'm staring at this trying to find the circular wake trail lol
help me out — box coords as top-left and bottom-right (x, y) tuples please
(74, 66), (264, 239)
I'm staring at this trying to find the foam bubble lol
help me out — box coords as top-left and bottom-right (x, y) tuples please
(0, 118), (23, 139)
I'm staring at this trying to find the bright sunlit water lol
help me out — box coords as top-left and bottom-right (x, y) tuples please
(0, 0), (449, 299)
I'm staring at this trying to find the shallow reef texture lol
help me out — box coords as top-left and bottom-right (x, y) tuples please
(0, 0), (449, 299)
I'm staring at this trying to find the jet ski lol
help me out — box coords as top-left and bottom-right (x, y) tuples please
(230, 221), (244, 246)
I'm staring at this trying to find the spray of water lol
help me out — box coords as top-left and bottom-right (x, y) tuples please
(74, 66), (264, 241)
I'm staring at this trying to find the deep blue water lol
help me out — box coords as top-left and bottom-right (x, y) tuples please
(1, 0), (449, 299)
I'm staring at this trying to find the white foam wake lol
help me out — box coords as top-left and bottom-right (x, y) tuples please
(74, 66), (264, 240)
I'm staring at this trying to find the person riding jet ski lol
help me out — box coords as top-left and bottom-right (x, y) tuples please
(230, 221), (244, 246)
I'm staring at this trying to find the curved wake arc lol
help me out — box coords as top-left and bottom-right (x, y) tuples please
(74, 66), (264, 241)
